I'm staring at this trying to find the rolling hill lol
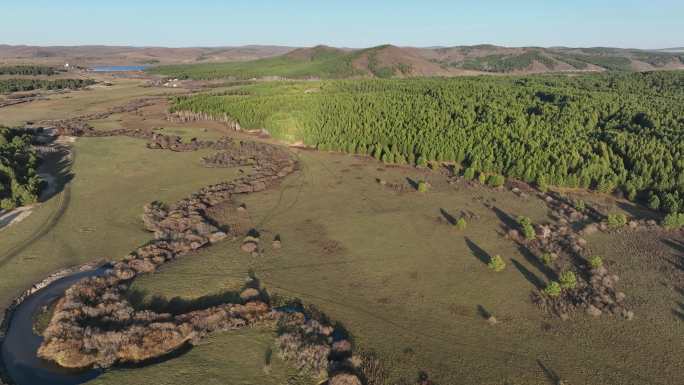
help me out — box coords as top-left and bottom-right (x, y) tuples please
(1, 43), (682, 78)
(151, 44), (684, 80)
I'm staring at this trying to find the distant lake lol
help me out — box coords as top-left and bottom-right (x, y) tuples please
(90, 65), (148, 72)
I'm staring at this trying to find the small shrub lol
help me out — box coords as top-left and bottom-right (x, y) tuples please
(597, 179), (616, 194)
(518, 216), (532, 227)
(0, 198), (16, 210)
(559, 271), (577, 290)
(663, 193), (680, 214)
(536, 175), (548, 192)
(543, 281), (562, 297)
(478, 172), (487, 185)
(541, 252), (557, 266)
(518, 216), (536, 240)
(416, 156), (428, 167)
(648, 194), (660, 210)
(607, 213), (627, 229)
(455, 217), (467, 230)
(463, 167), (476, 180)
(486, 174), (505, 188)
(417, 181), (429, 193)
(662, 212), (684, 230)
(488, 255), (506, 272)
(589, 256), (603, 269)
(575, 199), (586, 212)
(522, 224), (536, 240)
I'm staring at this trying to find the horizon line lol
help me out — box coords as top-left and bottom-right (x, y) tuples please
(1, 43), (682, 51)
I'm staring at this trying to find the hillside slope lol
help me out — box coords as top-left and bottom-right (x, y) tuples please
(151, 45), (481, 79)
(3, 44), (681, 78)
(151, 44), (684, 80)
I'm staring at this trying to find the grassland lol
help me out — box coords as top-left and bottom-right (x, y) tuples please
(127, 146), (683, 385)
(0, 135), (241, 309)
(90, 328), (311, 385)
(1, 75), (682, 385)
(0, 77), (182, 127)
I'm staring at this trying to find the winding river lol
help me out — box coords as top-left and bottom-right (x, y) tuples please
(1, 268), (107, 385)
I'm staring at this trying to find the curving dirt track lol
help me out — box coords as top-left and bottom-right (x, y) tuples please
(0, 148), (73, 270)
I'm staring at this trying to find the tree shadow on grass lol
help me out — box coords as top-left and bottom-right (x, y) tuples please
(465, 237), (490, 265)
(616, 200), (660, 222)
(440, 208), (457, 225)
(116, 342), (194, 369)
(664, 239), (684, 320)
(511, 259), (546, 289)
(517, 244), (558, 282)
(662, 238), (684, 255)
(674, 302), (684, 321)
(405, 177), (419, 190)
(127, 288), (244, 315)
(476, 305), (492, 319)
(662, 238), (684, 272)
(38, 145), (75, 202)
(670, 285), (684, 321)
(492, 206), (519, 232)
(127, 276), (270, 316)
(537, 359), (562, 385)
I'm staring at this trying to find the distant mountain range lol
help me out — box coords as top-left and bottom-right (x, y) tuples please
(1, 44), (682, 76)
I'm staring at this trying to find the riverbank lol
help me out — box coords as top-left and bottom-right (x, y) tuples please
(0, 259), (109, 385)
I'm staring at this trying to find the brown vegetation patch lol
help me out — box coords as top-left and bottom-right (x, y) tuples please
(37, 139), (300, 369)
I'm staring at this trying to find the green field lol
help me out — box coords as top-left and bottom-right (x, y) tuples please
(91, 328), (311, 385)
(0, 78), (181, 127)
(0, 136), (239, 310)
(126, 148), (683, 384)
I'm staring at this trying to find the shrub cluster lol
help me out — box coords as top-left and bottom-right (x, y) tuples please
(543, 281), (562, 297)
(559, 271), (578, 290)
(518, 216), (536, 240)
(662, 213), (684, 230)
(0, 78), (95, 94)
(607, 213), (628, 229)
(486, 174), (505, 188)
(0, 65), (57, 76)
(541, 252), (557, 266)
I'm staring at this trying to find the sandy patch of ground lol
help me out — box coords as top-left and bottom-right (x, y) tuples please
(56, 136), (76, 144)
(0, 207), (35, 232)
(0, 169), (60, 232)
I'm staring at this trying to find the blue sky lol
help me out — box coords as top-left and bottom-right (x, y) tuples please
(2, 0), (682, 48)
